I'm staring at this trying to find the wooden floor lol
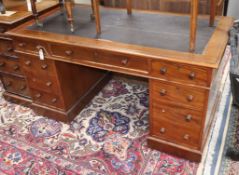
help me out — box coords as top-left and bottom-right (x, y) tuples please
(28, 5), (216, 53)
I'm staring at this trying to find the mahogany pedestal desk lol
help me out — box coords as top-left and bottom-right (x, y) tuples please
(5, 5), (233, 162)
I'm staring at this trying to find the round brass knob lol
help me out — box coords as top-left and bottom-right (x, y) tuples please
(160, 89), (167, 96)
(160, 67), (167, 75)
(46, 81), (52, 87)
(0, 62), (5, 67)
(25, 60), (31, 66)
(185, 114), (192, 122)
(13, 65), (19, 71)
(121, 58), (128, 65)
(160, 128), (166, 134)
(35, 93), (41, 98)
(5, 81), (12, 87)
(18, 43), (26, 47)
(19, 85), (26, 90)
(189, 72), (196, 80)
(187, 95), (194, 102)
(65, 50), (73, 56)
(183, 134), (190, 140)
(51, 98), (57, 103)
(41, 64), (48, 70)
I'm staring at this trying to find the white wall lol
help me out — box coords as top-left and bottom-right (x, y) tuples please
(227, 0), (239, 19)
(74, 0), (90, 4)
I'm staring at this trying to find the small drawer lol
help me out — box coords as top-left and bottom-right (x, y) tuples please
(51, 44), (149, 73)
(0, 57), (23, 75)
(151, 101), (202, 128)
(30, 88), (64, 109)
(14, 39), (49, 55)
(150, 80), (208, 110)
(93, 50), (149, 73)
(26, 76), (60, 95)
(150, 117), (201, 149)
(1, 75), (30, 97)
(151, 60), (211, 87)
(20, 54), (55, 76)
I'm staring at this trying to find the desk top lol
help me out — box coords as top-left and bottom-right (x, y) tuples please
(7, 5), (233, 68)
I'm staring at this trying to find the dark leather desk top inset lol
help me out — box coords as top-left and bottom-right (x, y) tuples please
(28, 5), (216, 54)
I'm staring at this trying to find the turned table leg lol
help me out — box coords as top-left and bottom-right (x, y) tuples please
(189, 0), (199, 52)
(0, 0), (6, 14)
(209, 0), (216, 27)
(30, 0), (42, 26)
(92, 0), (101, 34)
(64, 0), (74, 32)
(127, 0), (132, 15)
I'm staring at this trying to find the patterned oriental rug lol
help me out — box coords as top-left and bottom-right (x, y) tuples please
(0, 47), (231, 175)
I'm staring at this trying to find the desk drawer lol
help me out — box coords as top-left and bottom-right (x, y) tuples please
(0, 57), (23, 75)
(30, 88), (64, 109)
(51, 44), (149, 73)
(26, 75), (60, 95)
(1, 75), (30, 97)
(151, 101), (203, 128)
(20, 54), (56, 76)
(150, 80), (208, 110)
(150, 116), (201, 149)
(14, 39), (49, 55)
(151, 60), (211, 87)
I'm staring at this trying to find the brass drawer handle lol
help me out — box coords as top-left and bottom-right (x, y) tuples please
(25, 60), (31, 66)
(183, 134), (190, 140)
(46, 81), (52, 87)
(35, 93), (41, 98)
(51, 98), (57, 103)
(0, 62), (5, 67)
(18, 43), (26, 47)
(121, 58), (128, 65)
(13, 65), (19, 71)
(5, 81), (12, 87)
(41, 64), (48, 70)
(185, 114), (192, 122)
(65, 50), (73, 56)
(160, 89), (167, 96)
(160, 128), (166, 134)
(160, 67), (167, 75)
(19, 85), (26, 90)
(187, 95), (194, 102)
(189, 72), (196, 80)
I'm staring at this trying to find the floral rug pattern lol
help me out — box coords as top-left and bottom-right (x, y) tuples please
(0, 77), (197, 175)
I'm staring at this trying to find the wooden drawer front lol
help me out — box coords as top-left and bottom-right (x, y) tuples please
(30, 89), (64, 109)
(151, 101), (202, 128)
(20, 55), (55, 76)
(150, 117), (201, 149)
(14, 39), (49, 55)
(0, 57), (23, 75)
(1, 75), (30, 97)
(51, 44), (149, 73)
(151, 60), (210, 87)
(26, 75), (60, 95)
(0, 38), (12, 54)
(151, 80), (207, 110)
(0, 38), (17, 58)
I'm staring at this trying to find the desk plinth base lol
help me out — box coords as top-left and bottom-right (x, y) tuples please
(147, 136), (202, 162)
(3, 91), (32, 107)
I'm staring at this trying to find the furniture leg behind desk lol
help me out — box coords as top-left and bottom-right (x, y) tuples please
(17, 52), (110, 122)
